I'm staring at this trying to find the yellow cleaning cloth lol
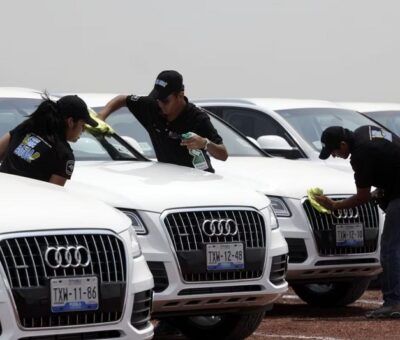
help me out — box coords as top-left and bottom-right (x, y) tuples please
(307, 187), (331, 214)
(85, 108), (115, 135)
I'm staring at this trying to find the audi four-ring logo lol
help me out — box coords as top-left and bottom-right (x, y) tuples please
(333, 207), (359, 219)
(44, 245), (91, 269)
(201, 219), (238, 237)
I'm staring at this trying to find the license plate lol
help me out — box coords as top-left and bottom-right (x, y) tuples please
(206, 243), (244, 270)
(50, 276), (99, 313)
(336, 223), (364, 247)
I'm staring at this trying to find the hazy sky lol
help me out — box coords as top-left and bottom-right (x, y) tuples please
(1, 0), (399, 101)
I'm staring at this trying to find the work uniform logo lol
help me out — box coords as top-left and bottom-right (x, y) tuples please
(155, 79), (168, 87)
(13, 133), (42, 163)
(66, 160), (74, 176)
(129, 95), (140, 102)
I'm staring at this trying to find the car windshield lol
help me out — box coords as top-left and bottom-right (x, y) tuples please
(70, 133), (137, 161)
(0, 97), (138, 161)
(92, 107), (264, 157)
(275, 108), (382, 151)
(363, 111), (400, 136)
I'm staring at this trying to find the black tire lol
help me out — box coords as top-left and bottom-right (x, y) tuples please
(170, 311), (265, 340)
(292, 278), (371, 307)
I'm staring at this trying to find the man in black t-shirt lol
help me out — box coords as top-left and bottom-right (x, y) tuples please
(315, 125), (400, 318)
(98, 70), (228, 172)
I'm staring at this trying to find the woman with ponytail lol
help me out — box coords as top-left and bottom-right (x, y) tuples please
(0, 94), (97, 186)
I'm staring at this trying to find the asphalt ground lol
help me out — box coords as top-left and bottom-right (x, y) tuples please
(154, 288), (400, 340)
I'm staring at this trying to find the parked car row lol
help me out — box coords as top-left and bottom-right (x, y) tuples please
(0, 88), (390, 339)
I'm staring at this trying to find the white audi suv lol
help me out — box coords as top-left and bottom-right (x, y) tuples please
(0, 172), (153, 340)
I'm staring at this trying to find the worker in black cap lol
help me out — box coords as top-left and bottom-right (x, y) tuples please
(315, 125), (400, 318)
(98, 70), (228, 172)
(0, 94), (97, 186)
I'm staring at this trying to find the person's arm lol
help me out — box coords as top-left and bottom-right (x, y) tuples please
(315, 186), (371, 210)
(97, 95), (128, 121)
(0, 133), (11, 161)
(49, 174), (68, 186)
(180, 134), (228, 160)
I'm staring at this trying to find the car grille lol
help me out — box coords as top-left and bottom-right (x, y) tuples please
(303, 198), (380, 256)
(163, 209), (266, 282)
(269, 254), (288, 285)
(147, 261), (169, 292)
(285, 238), (308, 263)
(130, 290), (152, 330)
(0, 233), (127, 328)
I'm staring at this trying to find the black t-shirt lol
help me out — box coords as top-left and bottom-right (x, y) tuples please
(0, 122), (74, 182)
(350, 125), (400, 203)
(126, 95), (223, 172)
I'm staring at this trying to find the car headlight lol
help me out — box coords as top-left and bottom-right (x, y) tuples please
(118, 209), (148, 234)
(266, 205), (279, 230)
(268, 196), (292, 217)
(128, 227), (142, 258)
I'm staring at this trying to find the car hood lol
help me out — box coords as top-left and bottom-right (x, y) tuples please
(68, 161), (270, 213)
(212, 157), (356, 199)
(0, 173), (130, 234)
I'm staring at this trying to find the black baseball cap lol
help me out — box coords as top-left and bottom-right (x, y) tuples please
(57, 95), (97, 127)
(149, 70), (184, 100)
(319, 126), (346, 160)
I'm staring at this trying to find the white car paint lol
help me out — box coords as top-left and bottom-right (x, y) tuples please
(338, 101), (400, 113)
(0, 173), (153, 339)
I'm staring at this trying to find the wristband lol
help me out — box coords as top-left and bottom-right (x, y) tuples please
(203, 138), (210, 150)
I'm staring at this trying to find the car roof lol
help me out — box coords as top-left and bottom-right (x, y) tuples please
(338, 101), (400, 112)
(0, 87), (44, 99)
(195, 97), (344, 111)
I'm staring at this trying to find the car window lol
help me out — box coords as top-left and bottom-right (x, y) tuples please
(276, 108), (382, 151)
(0, 98), (40, 136)
(92, 106), (264, 157)
(218, 107), (295, 146)
(363, 111), (400, 136)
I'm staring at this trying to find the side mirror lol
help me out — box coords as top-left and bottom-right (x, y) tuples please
(121, 136), (144, 155)
(257, 135), (292, 150)
(257, 135), (303, 159)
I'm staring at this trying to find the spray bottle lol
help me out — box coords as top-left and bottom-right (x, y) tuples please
(181, 132), (209, 170)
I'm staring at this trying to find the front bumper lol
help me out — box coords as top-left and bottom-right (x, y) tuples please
(0, 233), (154, 340)
(138, 211), (288, 316)
(279, 198), (383, 283)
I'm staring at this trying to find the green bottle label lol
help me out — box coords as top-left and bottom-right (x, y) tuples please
(181, 132), (208, 170)
(189, 149), (208, 170)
